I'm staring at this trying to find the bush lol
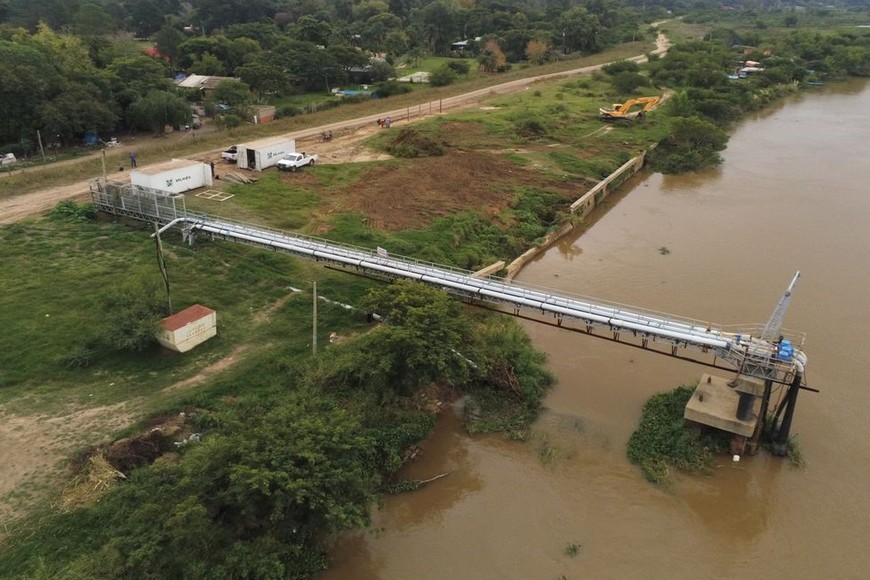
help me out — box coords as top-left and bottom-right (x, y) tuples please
(611, 71), (649, 94)
(447, 60), (471, 75)
(275, 104), (300, 119)
(429, 65), (457, 87)
(98, 276), (167, 352)
(373, 81), (413, 98)
(49, 200), (95, 222)
(513, 116), (548, 139)
(603, 60), (641, 75)
(385, 127), (444, 158)
(649, 115), (728, 173)
(216, 114), (243, 128)
(626, 385), (729, 487)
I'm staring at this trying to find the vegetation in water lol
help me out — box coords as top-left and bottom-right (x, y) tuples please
(626, 384), (730, 488)
(565, 542), (582, 558)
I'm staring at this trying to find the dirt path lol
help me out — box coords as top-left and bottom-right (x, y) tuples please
(0, 33), (671, 226)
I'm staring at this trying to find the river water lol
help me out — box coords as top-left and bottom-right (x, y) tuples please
(323, 79), (870, 579)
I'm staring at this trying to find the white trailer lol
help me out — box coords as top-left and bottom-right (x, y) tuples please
(131, 159), (213, 194)
(235, 136), (295, 171)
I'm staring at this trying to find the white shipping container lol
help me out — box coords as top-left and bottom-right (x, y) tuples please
(156, 304), (217, 353)
(235, 136), (295, 171)
(131, 159), (213, 194)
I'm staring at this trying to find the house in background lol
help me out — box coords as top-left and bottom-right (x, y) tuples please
(175, 74), (240, 96)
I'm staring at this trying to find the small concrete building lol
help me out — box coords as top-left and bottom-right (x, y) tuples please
(156, 304), (217, 353)
(131, 159), (213, 194)
(251, 105), (276, 124)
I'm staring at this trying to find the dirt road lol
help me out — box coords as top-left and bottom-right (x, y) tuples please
(0, 34), (670, 226)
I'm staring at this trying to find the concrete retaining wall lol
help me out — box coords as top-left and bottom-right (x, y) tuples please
(505, 150), (648, 281)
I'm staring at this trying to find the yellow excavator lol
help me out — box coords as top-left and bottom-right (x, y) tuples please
(599, 96), (661, 122)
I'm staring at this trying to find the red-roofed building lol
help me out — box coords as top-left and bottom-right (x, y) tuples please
(143, 47), (170, 61)
(156, 304), (217, 352)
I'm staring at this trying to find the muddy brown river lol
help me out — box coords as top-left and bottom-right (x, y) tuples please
(323, 79), (870, 579)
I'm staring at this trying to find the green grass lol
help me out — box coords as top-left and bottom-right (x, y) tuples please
(0, 213), (377, 415)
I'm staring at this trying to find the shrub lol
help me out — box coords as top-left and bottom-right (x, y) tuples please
(275, 104), (300, 119)
(49, 200), (95, 222)
(429, 65), (457, 87)
(603, 60), (641, 75)
(373, 81), (413, 98)
(611, 71), (649, 94)
(385, 127), (444, 158)
(447, 60), (471, 75)
(98, 276), (167, 352)
(626, 385), (729, 487)
(513, 115), (548, 139)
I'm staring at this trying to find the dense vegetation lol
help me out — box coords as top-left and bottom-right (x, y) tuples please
(626, 384), (729, 488)
(0, 0), (654, 151)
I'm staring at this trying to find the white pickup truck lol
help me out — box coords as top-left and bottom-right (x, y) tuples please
(221, 146), (238, 162)
(276, 152), (317, 171)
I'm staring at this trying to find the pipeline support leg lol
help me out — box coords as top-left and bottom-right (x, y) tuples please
(773, 372), (802, 457)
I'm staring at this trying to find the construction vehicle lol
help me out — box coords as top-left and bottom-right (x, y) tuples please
(599, 96), (661, 122)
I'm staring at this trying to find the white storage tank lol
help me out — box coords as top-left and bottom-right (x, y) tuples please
(156, 304), (217, 353)
(131, 159), (213, 194)
(235, 136), (295, 171)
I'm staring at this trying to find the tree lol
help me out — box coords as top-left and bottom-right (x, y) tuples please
(188, 51), (226, 75)
(108, 53), (171, 113)
(154, 24), (186, 65)
(191, 0), (277, 32)
(478, 38), (507, 72)
(211, 79), (253, 108)
(98, 276), (167, 351)
(610, 71), (648, 94)
(73, 2), (115, 36)
(353, 281), (473, 396)
(0, 40), (59, 144)
(38, 83), (118, 141)
(126, 0), (181, 38)
(525, 38), (550, 64)
(559, 6), (602, 54)
(236, 60), (290, 99)
(415, 0), (458, 54)
(128, 90), (191, 134)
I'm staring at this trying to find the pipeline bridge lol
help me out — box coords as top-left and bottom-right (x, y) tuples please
(89, 179), (807, 386)
(91, 180), (810, 451)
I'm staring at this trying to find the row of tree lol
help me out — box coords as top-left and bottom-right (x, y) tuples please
(0, 0), (655, 150)
(2, 0), (655, 54)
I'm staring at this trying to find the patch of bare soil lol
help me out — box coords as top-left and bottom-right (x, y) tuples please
(0, 402), (135, 523)
(313, 146), (583, 231)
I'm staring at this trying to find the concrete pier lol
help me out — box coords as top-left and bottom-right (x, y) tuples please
(684, 374), (759, 437)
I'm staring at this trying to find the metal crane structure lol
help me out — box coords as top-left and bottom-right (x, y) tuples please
(90, 180), (810, 453)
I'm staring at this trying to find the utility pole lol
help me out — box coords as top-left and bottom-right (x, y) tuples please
(153, 222), (173, 315)
(36, 130), (46, 161)
(312, 281), (318, 356)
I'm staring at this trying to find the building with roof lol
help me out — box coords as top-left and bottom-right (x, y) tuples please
(175, 74), (240, 94)
(156, 304), (217, 353)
